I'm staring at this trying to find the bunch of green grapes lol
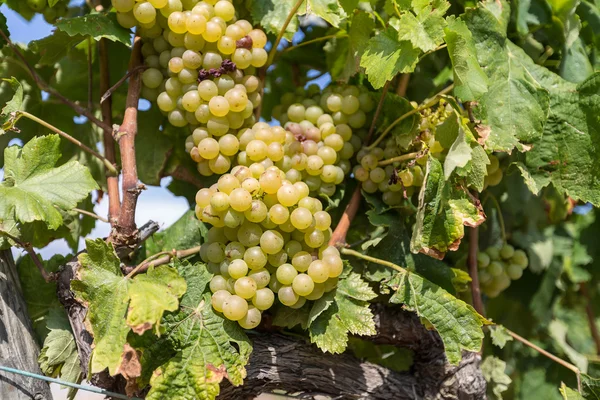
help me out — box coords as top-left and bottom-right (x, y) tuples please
(477, 244), (529, 298)
(25, 0), (68, 23)
(194, 166), (343, 328)
(484, 154), (502, 188)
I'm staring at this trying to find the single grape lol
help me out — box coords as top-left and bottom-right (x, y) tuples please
(211, 290), (231, 312)
(228, 259), (249, 279)
(244, 246), (268, 269)
(222, 295), (249, 321)
(292, 274), (315, 296)
(278, 286), (299, 306)
(252, 288), (275, 310)
(234, 277), (257, 299)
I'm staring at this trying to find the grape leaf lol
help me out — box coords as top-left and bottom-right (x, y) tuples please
(0, 11), (9, 48)
(410, 156), (485, 259)
(0, 77), (23, 133)
(145, 210), (207, 256)
(582, 374), (600, 399)
(251, 0), (299, 40)
(38, 309), (82, 400)
(393, 1), (449, 52)
(0, 135), (98, 230)
(360, 28), (421, 89)
(481, 356), (511, 399)
(146, 263), (251, 400)
(302, 0), (346, 27)
(339, 0), (359, 14)
(55, 13), (132, 46)
(444, 16), (489, 101)
(560, 383), (584, 400)
(384, 271), (489, 364)
(71, 239), (187, 377)
(548, 319), (588, 373)
(489, 325), (513, 349)
(272, 303), (310, 329)
(309, 272), (377, 353)
(29, 30), (86, 66)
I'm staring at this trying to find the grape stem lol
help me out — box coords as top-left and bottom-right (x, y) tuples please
(340, 248), (405, 274)
(72, 208), (109, 224)
(502, 326), (582, 393)
(367, 84), (455, 150)
(15, 111), (119, 176)
(100, 65), (148, 104)
(378, 152), (420, 167)
(99, 38), (121, 224)
(125, 246), (201, 278)
(482, 192), (507, 243)
(365, 80), (392, 144)
(278, 34), (347, 58)
(266, 0), (305, 68)
(0, 29), (113, 133)
(396, 74), (410, 97)
(0, 230), (54, 282)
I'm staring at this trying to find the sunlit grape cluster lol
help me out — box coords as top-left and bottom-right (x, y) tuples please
(25, 0), (68, 23)
(195, 166), (343, 327)
(477, 244), (529, 298)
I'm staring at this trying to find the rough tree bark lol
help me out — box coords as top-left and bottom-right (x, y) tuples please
(0, 250), (53, 400)
(57, 253), (485, 400)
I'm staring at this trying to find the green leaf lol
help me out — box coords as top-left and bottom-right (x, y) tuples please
(307, 291), (335, 327)
(360, 28), (421, 89)
(385, 270), (489, 364)
(145, 210), (207, 256)
(0, 135), (98, 230)
(272, 303), (310, 329)
(0, 77), (23, 133)
(339, 0), (359, 14)
(394, 1), (448, 52)
(489, 325), (513, 349)
(309, 273), (376, 353)
(548, 319), (588, 373)
(251, 0), (299, 40)
(29, 30), (86, 66)
(444, 17), (489, 101)
(302, 0), (346, 27)
(481, 356), (511, 399)
(146, 263), (251, 400)
(0, 11), (9, 48)
(411, 156), (485, 259)
(582, 373), (600, 398)
(71, 239), (130, 376)
(560, 383), (584, 400)
(55, 13), (132, 46)
(126, 266), (187, 335)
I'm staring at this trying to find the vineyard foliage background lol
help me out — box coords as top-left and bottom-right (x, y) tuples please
(0, 0), (600, 399)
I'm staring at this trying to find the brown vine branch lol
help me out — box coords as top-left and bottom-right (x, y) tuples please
(0, 231), (53, 282)
(99, 38), (121, 225)
(396, 73), (410, 97)
(265, 0), (304, 68)
(112, 36), (143, 244)
(329, 186), (362, 247)
(504, 327), (582, 392)
(124, 246), (201, 278)
(0, 29), (113, 133)
(468, 211), (485, 318)
(16, 111), (119, 175)
(365, 80), (392, 145)
(581, 283), (600, 355)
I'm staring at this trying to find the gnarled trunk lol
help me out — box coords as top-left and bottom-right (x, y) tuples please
(0, 250), (53, 400)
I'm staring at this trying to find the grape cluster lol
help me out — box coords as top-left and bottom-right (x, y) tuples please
(195, 166), (343, 328)
(484, 154), (502, 188)
(114, 0), (268, 174)
(25, 0), (68, 23)
(477, 244), (529, 298)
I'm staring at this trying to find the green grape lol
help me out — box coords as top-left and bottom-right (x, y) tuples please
(304, 229), (325, 248)
(225, 242), (245, 260)
(289, 297), (306, 309)
(182, 90), (201, 112)
(244, 200), (268, 223)
(241, 177), (261, 196)
(117, 11), (138, 29)
(218, 35), (236, 54)
(292, 251), (312, 272)
(198, 138), (219, 159)
(277, 185), (299, 207)
(292, 274), (314, 296)
(248, 268), (270, 288)
(323, 254), (343, 278)
(477, 252), (490, 268)
(285, 241), (303, 258)
(307, 260), (329, 283)
(237, 222), (262, 247)
(218, 134), (240, 157)
(260, 230), (284, 254)
(207, 116), (230, 136)
(259, 169), (283, 194)
(222, 295), (248, 321)
(209, 275), (228, 293)
(326, 94), (342, 112)
(198, 80), (219, 101)
(267, 250), (288, 268)
(229, 188), (253, 212)
(487, 155), (500, 174)
(511, 250), (529, 268)
(244, 246), (267, 269)
(305, 283), (325, 301)
(506, 264), (523, 280)
(233, 48), (252, 69)
(211, 290), (231, 312)
(206, 242), (225, 263)
(168, 11), (187, 34)
(238, 306), (262, 329)
(157, 92), (177, 112)
(252, 288), (275, 310)
(276, 263), (298, 285)
(209, 95), (230, 117)
(488, 261), (504, 277)
(225, 89), (248, 112)
(210, 192), (230, 212)
(341, 95), (360, 114)
(251, 48), (268, 68)
(186, 13), (207, 35)
(269, 204), (289, 225)
(222, 208), (243, 228)
(278, 286), (299, 306)
(218, 174), (241, 193)
(486, 246), (501, 260)
(500, 244), (515, 260)
(246, 140), (268, 161)
(142, 68), (163, 89)
(234, 277), (257, 299)
(133, 2), (156, 24)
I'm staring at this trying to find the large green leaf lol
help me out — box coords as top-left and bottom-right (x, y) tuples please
(360, 28), (421, 89)
(308, 272), (377, 353)
(55, 13), (132, 46)
(0, 135), (98, 230)
(145, 210), (207, 256)
(146, 262), (251, 399)
(411, 156), (485, 259)
(0, 77), (23, 133)
(251, 0), (299, 40)
(384, 271), (489, 364)
(71, 239), (187, 376)
(393, 0), (449, 52)
(29, 30), (86, 66)
(444, 17), (489, 101)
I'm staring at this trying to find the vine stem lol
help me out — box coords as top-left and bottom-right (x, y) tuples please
(467, 194), (485, 317)
(16, 111), (119, 176)
(367, 84), (454, 150)
(0, 230), (53, 282)
(378, 152), (420, 167)
(0, 29), (113, 133)
(364, 80), (392, 145)
(483, 192), (507, 243)
(328, 186), (362, 247)
(396, 74), (410, 97)
(279, 34), (346, 56)
(125, 246), (201, 278)
(100, 65), (147, 104)
(340, 248), (405, 273)
(581, 282), (600, 355)
(266, 0), (305, 68)
(503, 327), (582, 393)
(99, 38), (121, 224)
(112, 36), (144, 242)
(72, 208), (109, 223)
